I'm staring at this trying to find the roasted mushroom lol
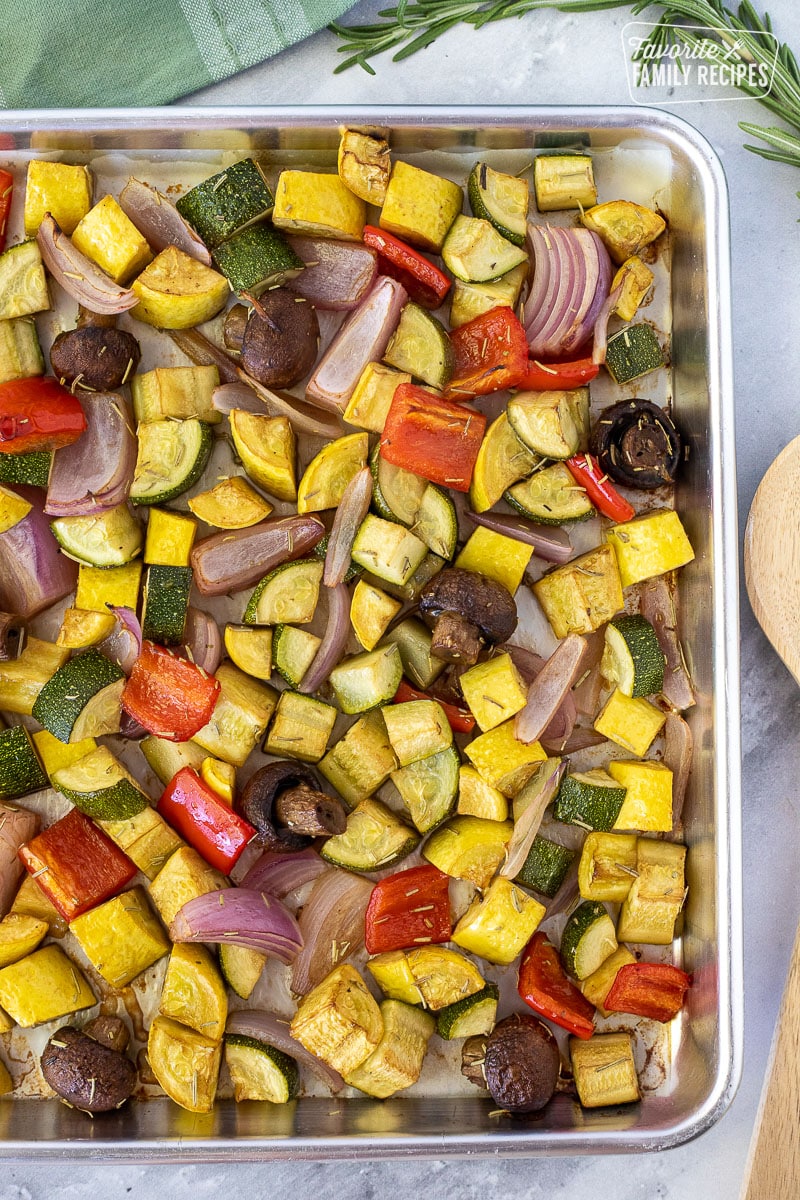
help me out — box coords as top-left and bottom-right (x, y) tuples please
(236, 761), (347, 849)
(239, 289), (319, 389)
(223, 303), (249, 351)
(41, 1024), (137, 1113)
(590, 399), (681, 490)
(49, 324), (142, 392)
(419, 568), (518, 664)
(482, 1014), (560, 1113)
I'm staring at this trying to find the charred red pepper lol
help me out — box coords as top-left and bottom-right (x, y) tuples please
(393, 679), (476, 734)
(362, 226), (451, 309)
(18, 808), (136, 922)
(604, 962), (691, 1023)
(158, 767), (255, 874)
(364, 863), (451, 955)
(380, 383), (486, 493)
(565, 453), (635, 523)
(0, 171), (13, 255)
(518, 931), (596, 1039)
(445, 307), (529, 398)
(0, 377), (87, 455)
(519, 356), (600, 391)
(121, 641), (221, 742)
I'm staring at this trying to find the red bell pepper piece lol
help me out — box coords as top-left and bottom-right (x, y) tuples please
(121, 641), (221, 743)
(158, 766), (255, 874)
(519, 356), (600, 391)
(393, 679), (476, 734)
(18, 808), (136, 921)
(364, 863), (451, 955)
(565, 453), (636, 523)
(445, 307), (529, 398)
(380, 383), (486, 493)
(0, 377), (87, 455)
(362, 226), (451, 309)
(518, 931), (596, 1039)
(604, 962), (691, 1023)
(0, 171), (13, 255)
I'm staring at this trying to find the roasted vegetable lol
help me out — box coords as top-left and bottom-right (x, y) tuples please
(239, 290), (319, 388)
(41, 1024), (137, 1113)
(482, 1014), (560, 1113)
(591, 399), (681, 489)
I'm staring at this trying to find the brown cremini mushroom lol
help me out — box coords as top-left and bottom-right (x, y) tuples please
(419, 568), (518, 664)
(590, 399), (681, 490)
(482, 1014), (560, 1113)
(239, 289), (320, 389)
(236, 761), (347, 849)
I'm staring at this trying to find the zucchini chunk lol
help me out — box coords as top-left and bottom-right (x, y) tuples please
(225, 1034), (299, 1103)
(0, 726), (47, 799)
(212, 225), (304, 296)
(601, 614), (665, 698)
(50, 503), (143, 567)
(383, 698), (452, 766)
(98, 804), (183, 881)
(470, 411), (539, 514)
(321, 797), (418, 872)
(271, 625), (319, 687)
(560, 900), (618, 980)
(133, 365), (221, 425)
(345, 999), (434, 1098)
(329, 644), (403, 715)
(515, 835), (576, 898)
(219, 944), (267, 1001)
(379, 617), (447, 690)
(442, 214), (527, 282)
(391, 743), (460, 834)
(0, 637), (70, 717)
(468, 161), (529, 245)
(604, 322), (665, 384)
(51, 745), (149, 820)
(383, 302), (454, 390)
(140, 735), (208, 786)
(370, 443), (427, 525)
(554, 768), (627, 832)
(0, 241), (50, 321)
(436, 983), (499, 1040)
(264, 691), (337, 763)
(449, 262), (528, 330)
(0, 449), (51, 488)
(31, 649), (125, 743)
(318, 709), (398, 809)
(245, 559), (323, 626)
(506, 461), (594, 525)
(130, 419), (213, 506)
(176, 159), (275, 248)
(141, 564), (191, 645)
(533, 155), (597, 212)
(507, 388), (590, 460)
(0, 316), (44, 385)
(352, 514), (428, 589)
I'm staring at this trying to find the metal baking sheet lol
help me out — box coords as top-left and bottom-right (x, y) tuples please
(0, 106), (741, 1158)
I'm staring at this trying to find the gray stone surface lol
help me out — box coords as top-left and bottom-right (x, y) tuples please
(8, 2), (800, 1194)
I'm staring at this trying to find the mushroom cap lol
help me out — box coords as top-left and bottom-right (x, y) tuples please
(590, 398), (681, 490)
(236, 760), (325, 851)
(419, 568), (518, 644)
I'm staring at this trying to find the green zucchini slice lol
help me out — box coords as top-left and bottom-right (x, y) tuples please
(272, 624), (320, 688)
(219, 944), (266, 1001)
(141, 564), (191, 645)
(468, 162), (528, 246)
(505, 461), (594, 525)
(328, 644), (403, 715)
(351, 514), (427, 588)
(0, 241), (49, 320)
(130, 419), (213, 506)
(554, 769), (627, 832)
(601, 614), (665, 699)
(560, 900), (618, 980)
(442, 214), (527, 283)
(370, 444), (427, 526)
(32, 649), (125, 743)
(51, 745), (149, 820)
(604, 324), (665, 385)
(0, 316), (44, 384)
(436, 982), (499, 1040)
(51, 504), (143, 567)
(224, 1033), (299, 1103)
(383, 302), (454, 390)
(379, 617), (446, 691)
(507, 388), (590, 460)
(514, 835), (576, 898)
(391, 743), (459, 834)
(176, 159), (275, 249)
(0, 726), (47, 798)
(213, 225), (304, 296)
(244, 559), (323, 626)
(0, 450), (51, 488)
(321, 797), (418, 872)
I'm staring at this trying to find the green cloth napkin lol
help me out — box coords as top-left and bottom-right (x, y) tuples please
(0, 0), (355, 109)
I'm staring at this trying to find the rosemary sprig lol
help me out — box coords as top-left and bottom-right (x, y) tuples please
(330, 0), (800, 174)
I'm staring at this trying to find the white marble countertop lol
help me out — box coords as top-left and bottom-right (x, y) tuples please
(7, 3), (800, 1195)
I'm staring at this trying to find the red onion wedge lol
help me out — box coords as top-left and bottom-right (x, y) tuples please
(324, 467), (372, 587)
(118, 178), (212, 265)
(506, 644), (544, 684)
(226, 1009), (344, 1093)
(562, 232), (613, 355)
(36, 214), (137, 315)
(182, 606), (222, 675)
(46, 393), (136, 516)
(191, 514), (325, 597)
(466, 510), (573, 564)
(242, 848), (328, 899)
(287, 236), (377, 310)
(500, 759), (567, 881)
(664, 713), (693, 828)
(291, 868), (374, 995)
(572, 628), (607, 718)
(299, 582), (350, 694)
(171, 888), (303, 962)
(305, 276), (406, 413)
(236, 371), (346, 440)
(213, 382), (267, 417)
(515, 634), (588, 745)
(639, 576), (695, 711)
(99, 605), (142, 675)
(0, 486), (77, 618)
(0, 800), (39, 918)
(591, 283), (623, 365)
(523, 224), (612, 360)
(168, 328), (240, 384)
(544, 724), (608, 755)
(540, 688), (577, 753)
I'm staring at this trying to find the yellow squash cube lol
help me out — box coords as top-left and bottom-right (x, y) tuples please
(0, 913), (48, 969)
(0, 638), (69, 715)
(57, 608), (117, 648)
(188, 476), (273, 529)
(191, 663), (278, 767)
(201, 757), (236, 805)
(159, 943), (227, 1041)
(32, 729), (97, 778)
(345, 999), (434, 1099)
(367, 950), (422, 1006)
(459, 651), (528, 732)
(581, 200), (665, 265)
(580, 946), (637, 1017)
(71, 194), (152, 284)
(570, 1032), (640, 1107)
(76, 561), (142, 613)
(338, 129), (391, 205)
(0, 945), (95, 1027)
(455, 525), (533, 595)
(380, 161), (463, 253)
(534, 544), (624, 639)
(132, 364), (221, 424)
(131, 246), (229, 329)
(229, 410), (296, 502)
(606, 509), (695, 588)
(611, 256), (654, 322)
(147, 1015), (221, 1113)
(452, 878), (545, 965)
(148, 846), (228, 929)
(609, 760), (673, 831)
(0, 485), (31, 533)
(457, 764), (508, 821)
(577, 831), (638, 902)
(617, 839), (686, 944)
(594, 689), (666, 758)
(70, 886), (170, 987)
(10, 875), (67, 938)
(344, 362), (411, 433)
(24, 161), (92, 236)
(423, 815), (513, 889)
(290, 964), (384, 1076)
(464, 719), (546, 796)
(273, 171), (366, 241)
(144, 508), (198, 567)
(99, 805), (184, 881)
(350, 580), (402, 652)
